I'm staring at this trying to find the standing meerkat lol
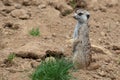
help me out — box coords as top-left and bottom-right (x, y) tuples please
(72, 9), (91, 69)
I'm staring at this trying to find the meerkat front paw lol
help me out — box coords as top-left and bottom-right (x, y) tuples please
(66, 39), (74, 43)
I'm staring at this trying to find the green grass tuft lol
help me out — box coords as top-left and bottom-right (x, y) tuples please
(29, 28), (40, 36)
(32, 58), (74, 80)
(69, 0), (77, 8)
(62, 10), (72, 16)
(7, 53), (16, 62)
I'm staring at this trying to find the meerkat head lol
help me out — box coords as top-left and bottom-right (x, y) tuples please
(73, 9), (90, 23)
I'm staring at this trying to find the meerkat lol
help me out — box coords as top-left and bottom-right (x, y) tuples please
(72, 9), (91, 69)
(73, 9), (90, 40)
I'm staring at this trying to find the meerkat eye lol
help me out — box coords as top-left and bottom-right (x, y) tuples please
(78, 13), (83, 16)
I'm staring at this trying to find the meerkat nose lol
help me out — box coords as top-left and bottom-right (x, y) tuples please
(87, 14), (90, 19)
(73, 13), (77, 19)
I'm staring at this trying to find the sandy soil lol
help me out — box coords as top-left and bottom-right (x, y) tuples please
(0, 0), (120, 80)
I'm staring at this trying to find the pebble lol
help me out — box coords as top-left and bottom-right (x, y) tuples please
(14, 4), (22, 9)
(98, 71), (106, 77)
(100, 32), (107, 36)
(99, 6), (107, 12)
(36, 59), (41, 62)
(88, 63), (100, 70)
(52, 33), (56, 37)
(112, 45), (120, 50)
(10, 9), (30, 19)
(38, 4), (46, 9)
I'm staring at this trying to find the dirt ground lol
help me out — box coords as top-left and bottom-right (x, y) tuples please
(0, 0), (120, 80)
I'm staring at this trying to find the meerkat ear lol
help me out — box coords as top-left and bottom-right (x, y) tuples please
(74, 8), (80, 13)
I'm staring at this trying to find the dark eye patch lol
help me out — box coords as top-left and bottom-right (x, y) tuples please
(78, 13), (83, 16)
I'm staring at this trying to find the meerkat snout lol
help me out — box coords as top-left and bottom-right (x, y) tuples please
(73, 13), (78, 19)
(73, 9), (90, 23)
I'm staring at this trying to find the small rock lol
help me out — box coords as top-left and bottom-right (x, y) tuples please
(60, 4), (73, 16)
(14, 4), (22, 9)
(10, 9), (30, 19)
(90, 73), (101, 79)
(0, 42), (6, 49)
(0, 63), (6, 67)
(38, 4), (46, 9)
(5, 68), (17, 73)
(22, 0), (41, 6)
(106, 0), (119, 7)
(0, 1), (6, 10)
(36, 59), (41, 62)
(104, 42), (110, 45)
(111, 45), (120, 50)
(13, 24), (20, 29)
(52, 33), (56, 37)
(92, 7), (99, 11)
(86, 0), (99, 10)
(98, 71), (106, 77)
(22, 0), (31, 6)
(74, 0), (87, 8)
(50, 1), (73, 16)
(100, 32), (107, 36)
(88, 63), (100, 70)
(44, 36), (52, 40)
(2, 0), (13, 6)
(14, 42), (46, 59)
(91, 45), (113, 55)
(95, 25), (100, 28)
(2, 7), (15, 14)
(0, 12), (7, 16)
(115, 50), (120, 54)
(99, 6), (107, 12)
(30, 0), (41, 6)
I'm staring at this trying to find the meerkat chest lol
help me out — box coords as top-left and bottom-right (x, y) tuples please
(75, 23), (88, 40)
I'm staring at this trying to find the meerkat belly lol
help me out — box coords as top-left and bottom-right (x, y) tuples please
(73, 22), (82, 39)
(73, 24), (91, 68)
